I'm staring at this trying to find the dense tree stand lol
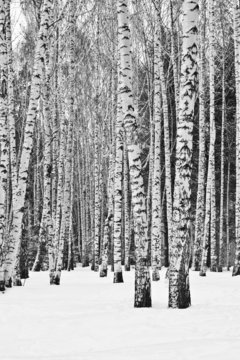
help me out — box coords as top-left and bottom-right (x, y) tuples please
(0, 0), (239, 313)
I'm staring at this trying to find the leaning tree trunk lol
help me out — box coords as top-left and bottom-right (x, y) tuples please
(6, 0), (17, 193)
(117, 0), (151, 307)
(168, 0), (199, 309)
(3, 0), (53, 287)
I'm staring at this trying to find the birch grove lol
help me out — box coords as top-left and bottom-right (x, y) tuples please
(0, 0), (239, 308)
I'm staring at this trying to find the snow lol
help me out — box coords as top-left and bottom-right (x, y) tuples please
(1, 267), (240, 360)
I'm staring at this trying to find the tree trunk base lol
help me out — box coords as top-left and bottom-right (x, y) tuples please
(5, 278), (12, 288)
(52, 274), (60, 285)
(113, 271), (124, 283)
(168, 267), (191, 309)
(94, 264), (99, 272)
(134, 264), (151, 308)
(232, 265), (240, 276)
(210, 265), (217, 272)
(199, 270), (206, 277)
(13, 279), (22, 286)
(0, 281), (5, 292)
(49, 272), (55, 285)
(152, 270), (160, 281)
(32, 263), (41, 272)
(217, 266), (223, 272)
(100, 268), (107, 277)
(125, 264), (130, 271)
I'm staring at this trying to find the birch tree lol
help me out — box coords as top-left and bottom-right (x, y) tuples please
(3, 0), (53, 288)
(117, 0), (151, 307)
(0, 0), (8, 290)
(192, 0), (206, 271)
(169, 0), (199, 309)
(52, 0), (75, 284)
(151, 21), (162, 282)
(233, 0), (240, 276)
(208, 0), (217, 272)
(113, 4), (124, 283)
(218, 3), (226, 272)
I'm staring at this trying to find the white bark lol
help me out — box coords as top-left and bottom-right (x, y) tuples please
(4, 0), (53, 286)
(0, 0), (9, 288)
(192, 0), (206, 271)
(233, 0), (240, 276)
(117, 0), (151, 307)
(151, 24), (162, 282)
(169, 0), (199, 309)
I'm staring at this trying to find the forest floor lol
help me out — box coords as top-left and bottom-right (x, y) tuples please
(1, 266), (240, 360)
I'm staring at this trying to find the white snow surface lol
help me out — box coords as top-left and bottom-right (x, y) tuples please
(1, 266), (240, 360)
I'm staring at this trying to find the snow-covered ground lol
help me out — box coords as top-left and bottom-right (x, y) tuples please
(1, 267), (240, 360)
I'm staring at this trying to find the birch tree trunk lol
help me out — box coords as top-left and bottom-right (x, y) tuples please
(113, 11), (124, 283)
(159, 25), (173, 249)
(67, 158), (74, 271)
(199, 166), (211, 276)
(6, 0), (17, 193)
(0, 0), (9, 290)
(170, 0), (179, 116)
(233, 0), (240, 276)
(117, 0), (151, 307)
(3, 0), (53, 287)
(94, 112), (100, 272)
(123, 140), (131, 271)
(192, 0), (206, 271)
(100, 152), (114, 277)
(209, 0), (217, 272)
(53, 0), (75, 284)
(218, 18), (225, 272)
(168, 0), (199, 309)
(151, 24), (162, 282)
(226, 160), (230, 270)
(42, 71), (54, 275)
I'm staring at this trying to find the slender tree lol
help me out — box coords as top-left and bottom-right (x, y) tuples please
(169, 0), (199, 309)
(3, 0), (53, 287)
(233, 0), (240, 276)
(117, 0), (151, 307)
(192, 0), (206, 271)
(151, 20), (162, 282)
